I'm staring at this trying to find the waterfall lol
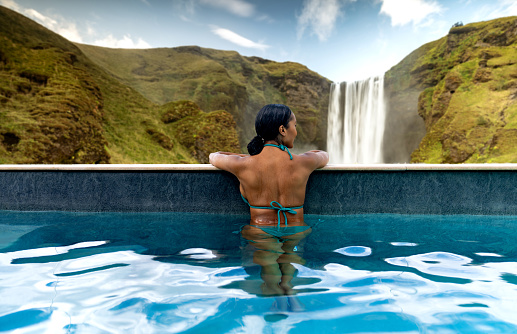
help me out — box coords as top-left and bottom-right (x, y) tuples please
(327, 75), (386, 163)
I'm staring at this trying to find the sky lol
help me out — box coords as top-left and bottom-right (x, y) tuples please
(1, 0), (517, 82)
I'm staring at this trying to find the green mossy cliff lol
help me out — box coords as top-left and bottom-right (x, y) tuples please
(385, 16), (517, 163)
(75, 44), (331, 152)
(0, 6), (306, 163)
(0, 7), (109, 163)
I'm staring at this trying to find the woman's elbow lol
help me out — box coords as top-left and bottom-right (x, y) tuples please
(317, 151), (329, 168)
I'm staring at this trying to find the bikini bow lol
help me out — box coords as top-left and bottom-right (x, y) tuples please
(270, 201), (298, 227)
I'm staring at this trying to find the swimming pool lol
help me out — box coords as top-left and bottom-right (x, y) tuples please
(1, 210), (516, 333)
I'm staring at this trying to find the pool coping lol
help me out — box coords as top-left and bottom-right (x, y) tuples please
(0, 163), (516, 171)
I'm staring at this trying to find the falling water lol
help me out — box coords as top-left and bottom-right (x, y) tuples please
(327, 76), (386, 163)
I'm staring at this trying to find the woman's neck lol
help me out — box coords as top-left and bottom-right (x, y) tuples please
(264, 138), (282, 146)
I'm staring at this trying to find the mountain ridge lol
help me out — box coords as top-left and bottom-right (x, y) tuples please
(74, 43), (331, 151)
(3, 4), (517, 164)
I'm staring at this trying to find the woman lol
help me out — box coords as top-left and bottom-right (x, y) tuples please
(210, 104), (328, 297)
(209, 104), (329, 226)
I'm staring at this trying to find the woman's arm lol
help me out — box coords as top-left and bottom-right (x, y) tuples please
(211, 151), (249, 157)
(209, 151), (249, 173)
(298, 150), (329, 170)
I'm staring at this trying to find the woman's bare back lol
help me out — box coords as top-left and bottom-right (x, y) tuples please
(211, 146), (328, 224)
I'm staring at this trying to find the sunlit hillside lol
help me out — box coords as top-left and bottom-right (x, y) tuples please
(75, 44), (332, 151)
(386, 16), (517, 163)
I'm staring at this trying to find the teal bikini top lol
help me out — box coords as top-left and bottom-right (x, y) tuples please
(241, 142), (302, 227)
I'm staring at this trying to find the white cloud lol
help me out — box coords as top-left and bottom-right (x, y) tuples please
(200, 0), (254, 17)
(54, 24), (84, 43)
(182, 0), (197, 15)
(86, 24), (96, 37)
(484, 0), (517, 20)
(1, 0), (84, 43)
(380, 0), (443, 26)
(256, 14), (274, 23)
(180, 15), (192, 22)
(0, 0), (19, 11)
(297, 0), (344, 42)
(93, 35), (151, 49)
(0, 1), (151, 48)
(211, 26), (269, 51)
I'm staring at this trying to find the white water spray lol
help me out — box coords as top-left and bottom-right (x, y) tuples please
(327, 75), (386, 163)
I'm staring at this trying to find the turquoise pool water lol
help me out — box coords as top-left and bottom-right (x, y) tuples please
(1, 211), (516, 333)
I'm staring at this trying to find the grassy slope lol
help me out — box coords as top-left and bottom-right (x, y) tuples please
(0, 5), (239, 164)
(387, 16), (517, 163)
(93, 65), (200, 164)
(75, 44), (331, 151)
(0, 7), (109, 163)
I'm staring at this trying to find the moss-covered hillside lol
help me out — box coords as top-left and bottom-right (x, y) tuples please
(386, 16), (517, 163)
(75, 44), (332, 152)
(0, 7), (109, 163)
(0, 5), (242, 163)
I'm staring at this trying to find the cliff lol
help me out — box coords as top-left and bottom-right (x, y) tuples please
(385, 16), (517, 163)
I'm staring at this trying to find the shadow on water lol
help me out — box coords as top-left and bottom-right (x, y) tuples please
(0, 211), (246, 266)
(1, 211), (517, 272)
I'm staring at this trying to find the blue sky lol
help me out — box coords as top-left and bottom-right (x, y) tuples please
(2, 0), (517, 82)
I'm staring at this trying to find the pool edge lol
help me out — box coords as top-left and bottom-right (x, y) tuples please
(0, 163), (516, 171)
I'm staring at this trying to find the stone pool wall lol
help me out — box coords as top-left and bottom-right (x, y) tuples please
(1, 164), (517, 215)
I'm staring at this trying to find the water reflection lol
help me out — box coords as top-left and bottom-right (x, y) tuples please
(241, 222), (312, 297)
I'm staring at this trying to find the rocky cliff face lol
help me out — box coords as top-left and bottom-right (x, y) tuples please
(76, 44), (332, 152)
(385, 16), (517, 163)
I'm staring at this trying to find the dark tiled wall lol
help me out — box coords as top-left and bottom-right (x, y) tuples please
(1, 170), (517, 215)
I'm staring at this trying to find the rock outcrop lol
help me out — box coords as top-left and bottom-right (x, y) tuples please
(385, 16), (517, 163)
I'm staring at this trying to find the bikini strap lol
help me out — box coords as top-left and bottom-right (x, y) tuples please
(240, 194), (303, 228)
(264, 143), (293, 160)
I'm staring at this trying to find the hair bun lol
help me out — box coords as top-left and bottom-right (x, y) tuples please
(247, 135), (265, 155)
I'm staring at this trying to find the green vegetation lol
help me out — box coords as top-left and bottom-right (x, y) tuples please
(0, 10), (108, 163)
(386, 16), (517, 163)
(0, 6), (270, 164)
(5, 4), (516, 165)
(75, 44), (332, 151)
(0, 4), (330, 164)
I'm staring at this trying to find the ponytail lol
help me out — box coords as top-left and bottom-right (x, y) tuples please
(247, 135), (265, 155)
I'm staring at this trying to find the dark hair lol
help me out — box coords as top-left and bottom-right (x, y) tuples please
(247, 104), (293, 155)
